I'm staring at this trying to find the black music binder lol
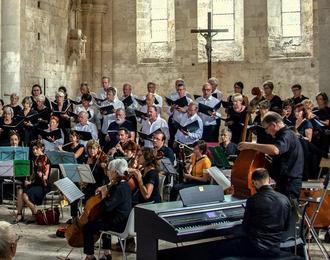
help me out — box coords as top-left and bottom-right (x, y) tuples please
(37, 128), (62, 141)
(122, 95), (134, 108)
(173, 120), (200, 133)
(165, 96), (188, 107)
(99, 105), (115, 115)
(135, 110), (148, 119)
(74, 130), (93, 141)
(198, 102), (221, 116)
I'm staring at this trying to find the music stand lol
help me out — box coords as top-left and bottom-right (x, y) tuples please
(0, 146), (29, 160)
(159, 158), (177, 175)
(54, 177), (84, 203)
(59, 164), (95, 184)
(206, 167), (231, 190)
(46, 151), (77, 165)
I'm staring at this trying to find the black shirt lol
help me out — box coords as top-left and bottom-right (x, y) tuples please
(102, 181), (132, 229)
(272, 126), (304, 180)
(291, 95), (308, 105)
(219, 142), (238, 157)
(243, 185), (291, 252)
(139, 169), (161, 203)
(63, 143), (86, 164)
(227, 107), (248, 144)
(107, 120), (135, 148)
(11, 105), (22, 116)
(252, 115), (274, 144)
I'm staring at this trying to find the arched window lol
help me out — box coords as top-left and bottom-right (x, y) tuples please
(197, 0), (244, 62)
(267, 0), (313, 58)
(136, 0), (175, 63)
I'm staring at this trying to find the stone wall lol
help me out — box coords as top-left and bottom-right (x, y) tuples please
(106, 0), (322, 101)
(19, 0), (81, 100)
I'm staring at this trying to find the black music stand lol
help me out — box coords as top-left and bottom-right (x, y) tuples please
(179, 185), (224, 207)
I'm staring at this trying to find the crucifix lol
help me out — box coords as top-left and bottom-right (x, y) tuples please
(191, 12), (228, 79)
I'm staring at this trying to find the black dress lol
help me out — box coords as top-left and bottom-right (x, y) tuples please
(0, 119), (19, 146)
(25, 155), (51, 205)
(16, 109), (38, 145)
(227, 107), (248, 144)
(63, 143), (86, 164)
(138, 169), (161, 203)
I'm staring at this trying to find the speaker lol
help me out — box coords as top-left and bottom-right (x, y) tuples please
(179, 185), (224, 207)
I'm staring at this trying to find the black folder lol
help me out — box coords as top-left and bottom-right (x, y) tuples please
(74, 130), (93, 141)
(221, 100), (232, 109)
(138, 128), (161, 141)
(0, 120), (24, 131)
(99, 105), (115, 115)
(135, 98), (146, 106)
(134, 110), (148, 119)
(93, 97), (107, 105)
(122, 95), (134, 108)
(174, 120), (200, 133)
(38, 128), (62, 141)
(198, 102), (221, 116)
(67, 111), (79, 120)
(194, 93), (218, 100)
(165, 96), (188, 107)
(16, 113), (40, 122)
(69, 99), (82, 105)
(51, 102), (72, 115)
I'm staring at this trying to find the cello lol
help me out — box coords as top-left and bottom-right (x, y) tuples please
(231, 107), (269, 198)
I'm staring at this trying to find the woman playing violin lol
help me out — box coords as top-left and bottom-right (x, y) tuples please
(14, 140), (50, 223)
(129, 147), (161, 204)
(83, 159), (132, 260)
(84, 140), (108, 200)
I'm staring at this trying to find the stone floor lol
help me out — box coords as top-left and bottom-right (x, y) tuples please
(0, 202), (329, 260)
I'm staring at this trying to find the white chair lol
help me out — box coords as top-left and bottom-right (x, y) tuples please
(158, 174), (166, 201)
(98, 208), (136, 260)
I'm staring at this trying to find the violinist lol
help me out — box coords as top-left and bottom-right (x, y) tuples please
(14, 140), (50, 223)
(108, 127), (129, 158)
(58, 130), (86, 164)
(152, 130), (175, 164)
(122, 140), (140, 167)
(129, 147), (161, 204)
(170, 140), (212, 201)
(83, 159), (132, 260)
(84, 140), (108, 200)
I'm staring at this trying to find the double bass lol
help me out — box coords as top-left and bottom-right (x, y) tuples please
(231, 107), (269, 198)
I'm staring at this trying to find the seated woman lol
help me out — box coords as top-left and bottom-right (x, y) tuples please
(15, 140), (50, 223)
(0, 221), (18, 260)
(170, 140), (212, 201)
(294, 103), (313, 142)
(41, 115), (64, 151)
(129, 147), (161, 204)
(83, 159), (132, 260)
(219, 128), (238, 157)
(58, 130), (86, 164)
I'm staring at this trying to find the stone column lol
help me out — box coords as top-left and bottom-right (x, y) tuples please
(91, 2), (108, 90)
(318, 0), (330, 92)
(81, 3), (93, 84)
(244, 0), (268, 63)
(1, 0), (21, 102)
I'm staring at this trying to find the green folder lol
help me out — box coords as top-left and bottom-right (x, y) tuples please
(14, 160), (30, 177)
(209, 147), (231, 169)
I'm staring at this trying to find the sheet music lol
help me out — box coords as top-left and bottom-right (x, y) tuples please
(77, 164), (96, 184)
(160, 158), (177, 175)
(54, 177), (84, 203)
(206, 167), (231, 190)
(59, 164), (81, 183)
(0, 160), (14, 177)
(46, 151), (77, 164)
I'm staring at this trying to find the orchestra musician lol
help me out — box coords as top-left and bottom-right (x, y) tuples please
(212, 168), (291, 259)
(170, 140), (212, 201)
(108, 127), (130, 158)
(14, 140), (51, 223)
(153, 130), (175, 164)
(58, 130), (86, 164)
(129, 147), (161, 204)
(9, 131), (21, 147)
(238, 111), (304, 199)
(83, 140), (108, 201)
(83, 159), (132, 260)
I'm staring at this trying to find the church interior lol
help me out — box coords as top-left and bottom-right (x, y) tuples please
(0, 0), (329, 259)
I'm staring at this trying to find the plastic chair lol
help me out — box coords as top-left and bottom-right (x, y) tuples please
(98, 208), (135, 260)
(158, 174), (166, 201)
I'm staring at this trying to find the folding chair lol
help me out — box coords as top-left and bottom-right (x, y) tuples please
(98, 208), (135, 260)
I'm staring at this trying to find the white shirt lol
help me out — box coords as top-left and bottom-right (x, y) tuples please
(120, 94), (140, 117)
(98, 99), (125, 134)
(140, 116), (169, 148)
(141, 93), (163, 112)
(175, 113), (203, 145)
(196, 96), (221, 126)
(74, 121), (98, 146)
(42, 129), (65, 152)
(140, 104), (162, 115)
(96, 88), (108, 100)
(74, 105), (96, 124)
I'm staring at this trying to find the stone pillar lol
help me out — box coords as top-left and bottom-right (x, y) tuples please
(318, 0), (330, 93)
(81, 3), (92, 84)
(1, 0), (21, 102)
(244, 0), (268, 63)
(91, 2), (108, 90)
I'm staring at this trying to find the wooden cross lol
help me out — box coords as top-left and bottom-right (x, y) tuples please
(191, 12), (228, 79)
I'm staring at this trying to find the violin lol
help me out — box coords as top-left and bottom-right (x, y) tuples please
(126, 156), (140, 192)
(34, 155), (49, 186)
